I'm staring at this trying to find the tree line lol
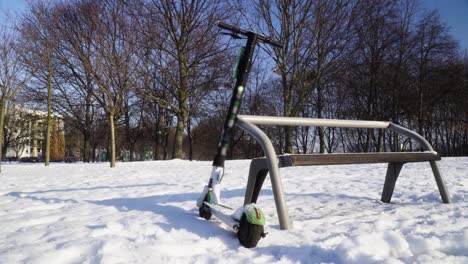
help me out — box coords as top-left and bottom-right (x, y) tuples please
(0, 0), (466, 169)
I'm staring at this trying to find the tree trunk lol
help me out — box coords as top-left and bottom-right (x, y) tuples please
(317, 84), (325, 153)
(83, 90), (92, 162)
(83, 131), (89, 162)
(153, 139), (159, 160)
(283, 91), (293, 153)
(365, 129), (372, 152)
(417, 58), (425, 137)
(163, 131), (169, 160)
(187, 117), (193, 161)
(174, 110), (186, 159)
(153, 129), (159, 160)
(153, 109), (162, 160)
(123, 99), (133, 161)
(109, 114), (116, 167)
(174, 50), (189, 159)
(377, 128), (384, 152)
(0, 98), (6, 173)
(129, 146), (134, 162)
(45, 61), (52, 166)
(91, 143), (96, 162)
(418, 86), (424, 137)
(284, 127), (293, 153)
(281, 72), (294, 154)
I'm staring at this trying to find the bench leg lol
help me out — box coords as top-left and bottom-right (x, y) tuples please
(250, 169), (268, 204)
(244, 155), (294, 204)
(429, 161), (451, 203)
(381, 162), (404, 203)
(244, 158), (268, 205)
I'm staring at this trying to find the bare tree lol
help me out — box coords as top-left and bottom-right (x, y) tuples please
(0, 19), (31, 172)
(137, 51), (174, 160)
(385, 0), (418, 151)
(307, 0), (358, 153)
(88, 0), (139, 167)
(19, 1), (60, 166)
(347, 0), (399, 152)
(53, 0), (99, 162)
(414, 10), (457, 139)
(122, 90), (145, 161)
(142, 0), (231, 159)
(253, 0), (315, 153)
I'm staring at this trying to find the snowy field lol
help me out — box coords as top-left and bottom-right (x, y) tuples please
(0, 157), (467, 263)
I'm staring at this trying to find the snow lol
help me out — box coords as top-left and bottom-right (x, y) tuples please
(0, 157), (467, 263)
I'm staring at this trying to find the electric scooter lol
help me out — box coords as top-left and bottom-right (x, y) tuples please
(197, 22), (282, 248)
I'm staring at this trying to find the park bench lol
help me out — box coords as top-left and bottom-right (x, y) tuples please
(236, 115), (451, 230)
(198, 23), (451, 247)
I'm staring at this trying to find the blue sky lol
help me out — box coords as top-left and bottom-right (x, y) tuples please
(422, 0), (468, 51)
(1, 0), (467, 50)
(0, 0), (26, 13)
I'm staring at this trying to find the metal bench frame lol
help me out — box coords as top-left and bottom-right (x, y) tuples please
(236, 115), (451, 230)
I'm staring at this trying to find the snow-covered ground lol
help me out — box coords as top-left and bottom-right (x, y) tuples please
(0, 157), (467, 263)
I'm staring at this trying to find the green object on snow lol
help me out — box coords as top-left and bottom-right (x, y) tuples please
(244, 204), (265, 226)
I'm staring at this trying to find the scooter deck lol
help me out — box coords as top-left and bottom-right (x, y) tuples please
(204, 202), (240, 231)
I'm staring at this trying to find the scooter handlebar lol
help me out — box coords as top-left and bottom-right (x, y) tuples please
(218, 22), (283, 49)
(218, 22), (248, 35)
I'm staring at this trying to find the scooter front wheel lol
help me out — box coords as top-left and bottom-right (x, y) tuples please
(237, 214), (265, 248)
(199, 204), (212, 220)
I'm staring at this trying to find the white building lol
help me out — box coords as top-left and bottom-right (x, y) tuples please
(4, 108), (64, 159)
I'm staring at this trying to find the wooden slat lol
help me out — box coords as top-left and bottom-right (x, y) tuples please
(289, 152), (440, 166)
